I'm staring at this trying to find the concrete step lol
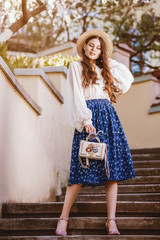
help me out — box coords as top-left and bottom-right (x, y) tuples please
(57, 193), (160, 202)
(132, 153), (160, 161)
(60, 184), (160, 197)
(119, 176), (160, 184)
(131, 148), (160, 155)
(78, 184), (160, 194)
(2, 201), (160, 218)
(0, 235), (160, 240)
(133, 160), (160, 168)
(1, 147), (160, 238)
(133, 168), (160, 176)
(0, 217), (160, 236)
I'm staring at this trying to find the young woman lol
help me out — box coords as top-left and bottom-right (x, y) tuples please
(55, 29), (136, 236)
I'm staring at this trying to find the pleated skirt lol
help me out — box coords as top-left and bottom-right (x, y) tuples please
(68, 99), (136, 187)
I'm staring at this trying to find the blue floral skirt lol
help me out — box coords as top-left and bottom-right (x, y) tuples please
(68, 99), (136, 187)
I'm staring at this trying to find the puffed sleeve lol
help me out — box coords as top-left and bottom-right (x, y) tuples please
(109, 58), (134, 93)
(67, 61), (92, 132)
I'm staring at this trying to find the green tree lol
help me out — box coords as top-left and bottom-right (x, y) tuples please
(0, 0), (159, 72)
(99, 0), (160, 72)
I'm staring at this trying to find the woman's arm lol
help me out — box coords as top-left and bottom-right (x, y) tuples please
(67, 61), (94, 133)
(109, 58), (134, 93)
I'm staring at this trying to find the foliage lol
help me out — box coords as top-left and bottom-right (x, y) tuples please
(0, 42), (8, 59)
(1, 51), (80, 71)
(99, 0), (160, 72)
(0, 41), (80, 71)
(0, 42), (14, 70)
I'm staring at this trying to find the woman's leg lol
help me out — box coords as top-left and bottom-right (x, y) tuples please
(105, 181), (119, 232)
(56, 183), (82, 232)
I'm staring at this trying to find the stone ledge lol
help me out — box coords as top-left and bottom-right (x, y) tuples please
(0, 57), (42, 115)
(133, 73), (157, 84)
(42, 65), (68, 75)
(7, 41), (76, 58)
(14, 68), (64, 104)
(148, 104), (160, 114)
(36, 42), (76, 57)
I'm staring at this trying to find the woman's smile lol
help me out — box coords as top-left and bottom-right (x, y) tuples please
(83, 38), (102, 60)
(89, 51), (95, 55)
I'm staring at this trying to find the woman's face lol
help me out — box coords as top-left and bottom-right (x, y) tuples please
(83, 38), (101, 60)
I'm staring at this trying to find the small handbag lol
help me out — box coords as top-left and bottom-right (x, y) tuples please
(78, 131), (110, 178)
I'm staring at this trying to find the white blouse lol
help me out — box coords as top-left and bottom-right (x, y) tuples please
(67, 58), (134, 132)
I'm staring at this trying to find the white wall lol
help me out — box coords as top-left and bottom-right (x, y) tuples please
(0, 62), (73, 204)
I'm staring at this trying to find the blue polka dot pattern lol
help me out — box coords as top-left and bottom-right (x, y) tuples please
(68, 99), (136, 187)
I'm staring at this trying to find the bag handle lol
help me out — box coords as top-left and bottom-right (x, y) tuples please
(86, 135), (100, 143)
(86, 131), (103, 141)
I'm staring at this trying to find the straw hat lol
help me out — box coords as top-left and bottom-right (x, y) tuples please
(76, 29), (113, 58)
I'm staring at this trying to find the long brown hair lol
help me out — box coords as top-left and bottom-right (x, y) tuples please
(81, 35), (122, 103)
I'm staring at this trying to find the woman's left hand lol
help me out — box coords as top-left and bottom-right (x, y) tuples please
(84, 124), (96, 134)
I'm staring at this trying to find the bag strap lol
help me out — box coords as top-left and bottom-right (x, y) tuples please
(79, 155), (90, 169)
(104, 144), (110, 178)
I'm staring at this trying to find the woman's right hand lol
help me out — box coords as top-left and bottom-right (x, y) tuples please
(84, 124), (96, 134)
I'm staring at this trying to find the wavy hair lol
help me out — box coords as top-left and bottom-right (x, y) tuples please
(81, 35), (122, 103)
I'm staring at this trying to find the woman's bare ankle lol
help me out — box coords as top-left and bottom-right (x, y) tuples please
(60, 215), (69, 221)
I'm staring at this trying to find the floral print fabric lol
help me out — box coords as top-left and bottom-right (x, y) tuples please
(68, 99), (136, 187)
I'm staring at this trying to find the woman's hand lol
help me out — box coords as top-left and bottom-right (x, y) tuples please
(85, 124), (96, 134)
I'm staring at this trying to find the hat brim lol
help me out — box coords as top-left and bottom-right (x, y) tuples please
(76, 29), (113, 58)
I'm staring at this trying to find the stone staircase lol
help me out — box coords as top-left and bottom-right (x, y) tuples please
(0, 148), (160, 239)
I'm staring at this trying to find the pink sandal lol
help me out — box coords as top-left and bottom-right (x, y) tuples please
(55, 218), (68, 236)
(105, 218), (120, 235)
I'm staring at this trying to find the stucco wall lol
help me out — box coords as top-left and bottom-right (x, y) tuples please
(113, 79), (160, 148)
(0, 62), (73, 205)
